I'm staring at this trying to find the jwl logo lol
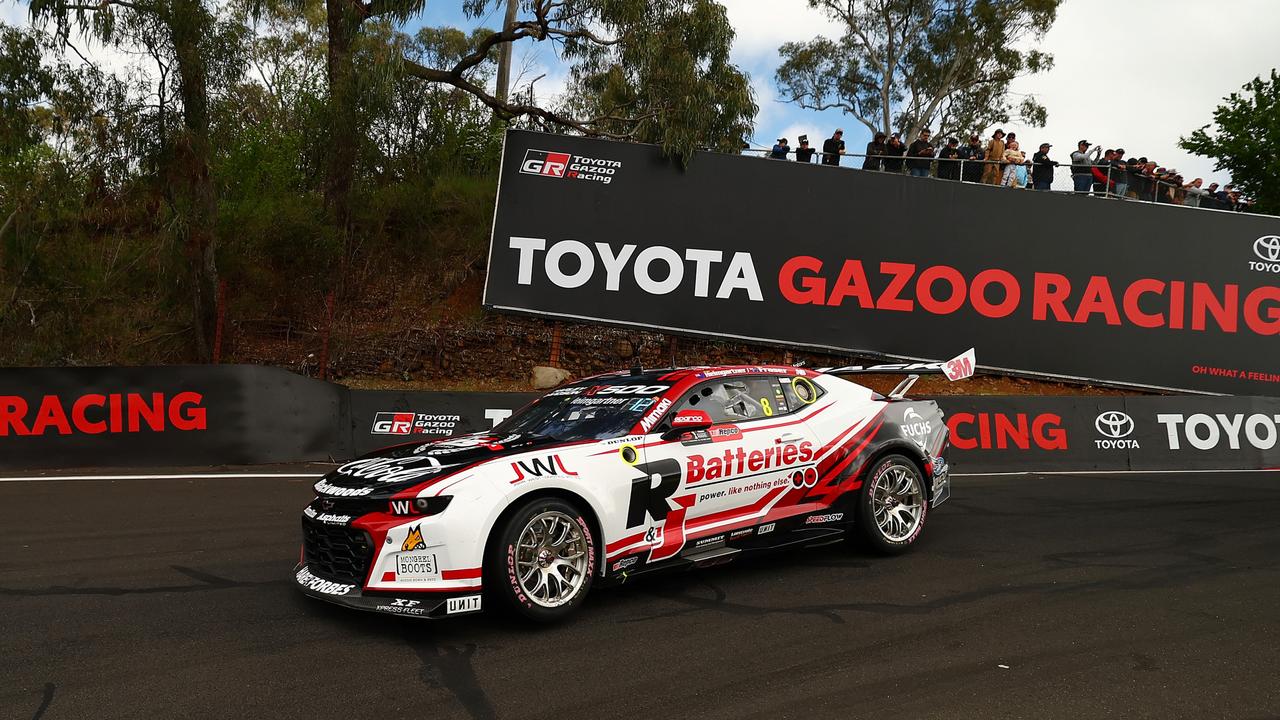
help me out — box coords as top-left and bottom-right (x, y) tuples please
(1094, 411), (1140, 449)
(510, 454), (578, 482)
(1250, 235), (1280, 273)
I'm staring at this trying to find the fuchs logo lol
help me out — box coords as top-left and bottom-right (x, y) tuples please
(402, 525), (426, 551)
(520, 150), (570, 177)
(1094, 411), (1140, 449)
(901, 407), (933, 440)
(1157, 413), (1280, 450)
(1251, 235), (1280, 273)
(519, 149), (621, 184)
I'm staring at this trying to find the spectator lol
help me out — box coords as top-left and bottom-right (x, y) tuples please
(1183, 178), (1206, 207)
(821, 129), (845, 166)
(770, 137), (790, 160)
(795, 135), (816, 163)
(1031, 142), (1056, 190)
(1070, 140), (1100, 193)
(960, 134), (984, 183)
(1110, 148), (1128, 199)
(863, 132), (887, 171)
(906, 128), (936, 177)
(883, 132), (907, 173)
(1091, 150), (1117, 195)
(937, 137), (962, 180)
(982, 129), (1006, 185)
(1002, 139), (1025, 187)
(1215, 184), (1234, 203)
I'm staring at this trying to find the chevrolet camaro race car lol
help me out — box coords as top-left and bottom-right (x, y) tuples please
(294, 364), (951, 621)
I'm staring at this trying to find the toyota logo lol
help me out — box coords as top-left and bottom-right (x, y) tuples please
(1095, 411), (1135, 439)
(1256, 236), (1280, 262)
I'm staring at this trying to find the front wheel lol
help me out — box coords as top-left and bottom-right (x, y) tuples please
(852, 454), (929, 554)
(487, 497), (596, 622)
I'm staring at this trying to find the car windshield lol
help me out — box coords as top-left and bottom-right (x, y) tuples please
(494, 383), (669, 442)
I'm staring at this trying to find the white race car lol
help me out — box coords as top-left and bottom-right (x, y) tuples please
(294, 364), (951, 621)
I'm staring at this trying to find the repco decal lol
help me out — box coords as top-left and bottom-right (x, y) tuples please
(626, 458), (695, 563)
(0, 392), (207, 437)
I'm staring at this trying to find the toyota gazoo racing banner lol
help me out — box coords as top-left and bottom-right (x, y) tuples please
(484, 130), (1280, 395)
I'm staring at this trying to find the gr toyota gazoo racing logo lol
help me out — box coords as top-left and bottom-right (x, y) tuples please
(371, 412), (462, 436)
(1094, 410), (1139, 449)
(519, 149), (621, 185)
(1252, 235), (1280, 273)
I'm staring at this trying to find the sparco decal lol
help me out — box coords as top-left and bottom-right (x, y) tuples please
(1157, 413), (1280, 450)
(0, 392), (206, 436)
(519, 149), (621, 184)
(509, 237), (763, 300)
(1251, 236), (1280, 274)
(946, 412), (1068, 450)
(1094, 411), (1140, 449)
(685, 441), (815, 482)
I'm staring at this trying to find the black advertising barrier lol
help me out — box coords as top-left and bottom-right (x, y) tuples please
(0, 365), (348, 470)
(483, 129), (1280, 395)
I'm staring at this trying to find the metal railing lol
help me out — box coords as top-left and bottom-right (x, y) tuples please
(749, 146), (1251, 213)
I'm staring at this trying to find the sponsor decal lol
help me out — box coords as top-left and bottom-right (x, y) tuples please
(611, 556), (639, 572)
(685, 441), (815, 483)
(805, 513), (844, 524)
(570, 396), (629, 406)
(510, 454), (578, 482)
(693, 534), (726, 549)
(545, 385), (585, 397)
(371, 412), (462, 436)
(901, 407), (933, 441)
(508, 237), (763, 301)
(446, 595), (483, 615)
(1251, 235), (1280, 274)
(303, 505), (352, 525)
(402, 525), (426, 552)
(758, 522), (776, 535)
(337, 456), (445, 484)
(626, 458), (695, 562)
(295, 566), (354, 596)
(788, 466), (820, 488)
(0, 391), (206, 437)
(694, 367), (769, 379)
(314, 479), (374, 496)
(947, 412), (1068, 451)
(729, 527), (754, 539)
(519, 149), (620, 184)
(943, 347), (977, 381)
(583, 384), (669, 396)
(1157, 413), (1280, 450)
(374, 598), (426, 616)
(630, 397), (657, 411)
(1094, 411), (1140, 449)
(396, 552), (438, 580)
(639, 398), (673, 432)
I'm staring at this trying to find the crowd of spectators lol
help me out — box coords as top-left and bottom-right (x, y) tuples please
(764, 128), (1253, 212)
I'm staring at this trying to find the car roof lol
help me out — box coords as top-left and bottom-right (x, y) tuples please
(573, 365), (812, 386)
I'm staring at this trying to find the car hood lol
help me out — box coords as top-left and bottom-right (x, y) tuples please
(314, 431), (563, 497)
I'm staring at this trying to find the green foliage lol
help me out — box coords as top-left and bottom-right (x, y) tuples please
(775, 0), (1058, 143)
(1180, 70), (1280, 215)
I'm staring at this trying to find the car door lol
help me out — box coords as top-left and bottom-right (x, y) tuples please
(631, 375), (820, 562)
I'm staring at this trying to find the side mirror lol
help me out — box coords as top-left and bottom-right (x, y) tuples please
(661, 409), (713, 439)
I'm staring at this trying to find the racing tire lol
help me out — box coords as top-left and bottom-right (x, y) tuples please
(486, 496), (597, 623)
(851, 454), (929, 555)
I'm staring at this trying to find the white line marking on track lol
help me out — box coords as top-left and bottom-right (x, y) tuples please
(952, 469), (1280, 477)
(0, 473), (326, 483)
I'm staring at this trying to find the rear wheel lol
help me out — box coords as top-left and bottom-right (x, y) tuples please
(487, 497), (596, 622)
(852, 454), (928, 554)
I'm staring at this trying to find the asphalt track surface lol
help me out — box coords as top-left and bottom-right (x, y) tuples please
(4, 468), (1280, 720)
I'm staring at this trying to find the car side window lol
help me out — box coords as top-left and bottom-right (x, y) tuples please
(674, 377), (792, 426)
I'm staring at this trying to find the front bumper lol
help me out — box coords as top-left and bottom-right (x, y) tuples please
(293, 564), (483, 619)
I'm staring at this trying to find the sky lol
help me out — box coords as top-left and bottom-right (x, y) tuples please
(5, 0), (1277, 186)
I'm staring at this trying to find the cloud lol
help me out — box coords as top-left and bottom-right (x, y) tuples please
(718, 0), (843, 60)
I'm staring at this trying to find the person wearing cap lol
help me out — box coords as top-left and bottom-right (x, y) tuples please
(883, 132), (907, 173)
(1070, 140), (1101, 193)
(795, 135), (816, 163)
(937, 137), (962, 181)
(770, 137), (790, 160)
(981, 129), (1005, 185)
(1031, 142), (1057, 190)
(821, 129), (845, 166)
(862, 132), (887, 171)
(959, 134), (984, 183)
(906, 128), (936, 177)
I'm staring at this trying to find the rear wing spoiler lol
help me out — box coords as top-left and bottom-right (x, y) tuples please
(817, 349), (977, 398)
